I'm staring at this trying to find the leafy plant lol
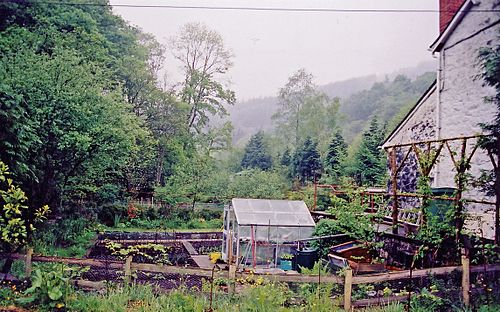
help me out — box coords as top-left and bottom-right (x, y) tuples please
(104, 241), (172, 264)
(280, 253), (294, 260)
(17, 264), (88, 309)
(409, 288), (444, 312)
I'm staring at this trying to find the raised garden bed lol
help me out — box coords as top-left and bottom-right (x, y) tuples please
(87, 242), (197, 267)
(99, 231), (222, 241)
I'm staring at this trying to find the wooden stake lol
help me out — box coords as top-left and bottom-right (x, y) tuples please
(25, 248), (33, 278)
(124, 256), (132, 285)
(344, 268), (353, 311)
(461, 255), (470, 307)
(229, 264), (237, 294)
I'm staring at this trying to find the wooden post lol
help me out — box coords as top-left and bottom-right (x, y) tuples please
(229, 264), (237, 294)
(495, 135), (500, 245)
(124, 256), (132, 285)
(344, 268), (353, 311)
(25, 248), (33, 278)
(461, 254), (470, 307)
(390, 147), (399, 234)
(228, 231), (233, 264)
(313, 176), (317, 211)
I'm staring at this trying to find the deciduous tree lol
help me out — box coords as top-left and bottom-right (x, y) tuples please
(170, 22), (235, 134)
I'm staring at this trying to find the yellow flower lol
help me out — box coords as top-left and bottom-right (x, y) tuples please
(55, 303), (65, 309)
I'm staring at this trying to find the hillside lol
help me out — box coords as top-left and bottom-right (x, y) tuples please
(230, 62), (436, 146)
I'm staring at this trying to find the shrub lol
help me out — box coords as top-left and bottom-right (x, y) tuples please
(96, 203), (127, 226)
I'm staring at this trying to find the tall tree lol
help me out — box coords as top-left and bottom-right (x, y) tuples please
(280, 148), (292, 167)
(0, 1), (155, 210)
(324, 129), (347, 183)
(241, 131), (273, 171)
(273, 69), (315, 147)
(352, 117), (386, 186)
(170, 22), (236, 134)
(293, 137), (322, 183)
(273, 69), (340, 152)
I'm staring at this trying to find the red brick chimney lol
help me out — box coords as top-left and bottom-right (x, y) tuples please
(440, 0), (466, 32)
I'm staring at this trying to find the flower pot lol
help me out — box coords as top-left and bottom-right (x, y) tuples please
(280, 259), (293, 271)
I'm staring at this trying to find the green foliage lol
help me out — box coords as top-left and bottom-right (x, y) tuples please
(241, 131), (273, 171)
(0, 1), (157, 210)
(413, 174), (455, 262)
(340, 72), (435, 142)
(477, 30), (500, 244)
(162, 152), (219, 206)
(18, 263), (87, 309)
(273, 68), (340, 152)
(292, 137), (322, 183)
(32, 217), (97, 257)
(228, 169), (289, 199)
(352, 117), (386, 186)
(110, 207), (222, 231)
(312, 181), (384, 256)
(171, 22), (235, 135)
(0, 160), (49, 253)
(105, 241), (171, 264)
(409, 288), (444, 312)
(323, 129), (347, 183)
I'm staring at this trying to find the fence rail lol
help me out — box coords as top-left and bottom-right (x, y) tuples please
(2, 250), (500, 310)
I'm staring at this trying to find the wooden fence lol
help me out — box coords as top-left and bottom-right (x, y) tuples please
(3, 250), (499, 310)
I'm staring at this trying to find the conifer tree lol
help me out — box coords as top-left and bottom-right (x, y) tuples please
(353, 117), (386, 186)
(241, 131), (273, 171)
(324, 129), (347, 183)
(280, 148), (292, 167)
(293, 137), (322, 183)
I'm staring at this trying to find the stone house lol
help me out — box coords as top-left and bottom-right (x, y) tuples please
(382, 0), (500, 240)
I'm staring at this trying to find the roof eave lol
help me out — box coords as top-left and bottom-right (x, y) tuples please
(429, 0), (476, 53)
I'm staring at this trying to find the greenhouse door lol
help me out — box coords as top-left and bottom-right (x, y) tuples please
(222, 205), (235, 262)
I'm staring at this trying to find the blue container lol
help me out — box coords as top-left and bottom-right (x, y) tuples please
(280, 259), (293, 271)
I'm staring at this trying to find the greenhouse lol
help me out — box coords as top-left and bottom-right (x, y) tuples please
(222, 198), (316, 269)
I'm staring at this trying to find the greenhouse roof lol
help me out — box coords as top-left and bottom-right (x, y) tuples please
(231, 198), (315, 227)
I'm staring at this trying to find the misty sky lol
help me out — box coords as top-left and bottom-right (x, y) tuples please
(110, 0), (439, 101)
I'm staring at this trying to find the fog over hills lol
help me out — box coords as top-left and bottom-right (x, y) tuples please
(229, 60), (436, 147)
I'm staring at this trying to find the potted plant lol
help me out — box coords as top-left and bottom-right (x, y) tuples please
(280, 253), (294, 271)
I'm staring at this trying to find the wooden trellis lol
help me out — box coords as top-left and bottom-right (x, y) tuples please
(384, 135), (499, 244)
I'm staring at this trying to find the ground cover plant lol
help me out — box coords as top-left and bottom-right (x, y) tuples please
(3, 281), (499, 312)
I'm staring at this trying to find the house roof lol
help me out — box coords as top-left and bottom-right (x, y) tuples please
(231, 198), (315, 227)
(429, 0), (476, 53)
(381, 80), (437, 148)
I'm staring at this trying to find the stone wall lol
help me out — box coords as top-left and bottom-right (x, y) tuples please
(384, 86), (437, 148)
(434, 0), (499, 239)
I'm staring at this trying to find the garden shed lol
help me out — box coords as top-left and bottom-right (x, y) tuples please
(222, 198), (315, 268)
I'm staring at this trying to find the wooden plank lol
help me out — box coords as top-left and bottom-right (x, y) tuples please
(32, 256), (123, 269)
(353, 294), (408, 308)
(181, 240), (198, 255)
(74, 279), (106, 290)
(191, 255), (213, 269)
(97, 238), (221, 244)
(470, 263), (500, 273)
(352, 265), (462, 284)
(4, 253), (500, 288)
(130, 262), (225, 278)
(255, 273), (343, 284)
